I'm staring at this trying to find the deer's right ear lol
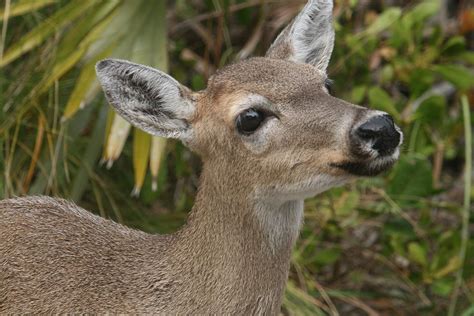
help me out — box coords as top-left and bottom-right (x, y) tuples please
(96, 59), (196, 140)
(266, 0), (334, 72)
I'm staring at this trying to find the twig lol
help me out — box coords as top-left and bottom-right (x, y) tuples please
(401, 82), (456, 120)
(171, 0), (282, 34)
(448, 95), (472, 316)
(313, 279), (340, 316)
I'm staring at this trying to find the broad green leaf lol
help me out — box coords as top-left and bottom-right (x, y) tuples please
(433, 64), (474, 90)
(461, 305), (474, 316)
(405, 1), (439, 25)
(443, 36), (466, 56)
(0, 0), (98, 67)
(414, 95), (446, 124)
(367, 87), (400, 119)
(62, 46), (114, 120)
(408, 242), (427, 267)
(431, 279), (453, 297)
(388, 154), (434, 198)
(408, 68), (436, 97)
(433, 256), (461, 279)
(312, 248), (342, 266)
(365, 8), (402, 36)
(54, 0), (120, 61)
(0, 0), (56, 21)
(457, 52), (474, 65)
(24, 11), (116, 106)
(350, 85), (366, 103)
(334, 191), (359, 216)
(132, 129), (151, 197)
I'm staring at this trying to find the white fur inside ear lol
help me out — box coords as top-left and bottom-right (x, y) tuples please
(266, 0), (335, 71)
(291, 0), (335, 70)
(96, 59), (195, 139)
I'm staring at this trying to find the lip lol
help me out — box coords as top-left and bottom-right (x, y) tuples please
(330, 156), (398, 176)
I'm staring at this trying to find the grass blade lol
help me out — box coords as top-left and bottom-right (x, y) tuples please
(62, 46), (114, 120)
(0, 0), (98, 67)
(448, 95), (473, 316)
(0, 0), (56, 22)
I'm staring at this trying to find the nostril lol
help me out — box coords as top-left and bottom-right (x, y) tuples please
(356, 115), (393, 137)
(354, 114), (400, 156)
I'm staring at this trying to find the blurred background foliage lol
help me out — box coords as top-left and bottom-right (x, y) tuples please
(0, 0), (473, 314)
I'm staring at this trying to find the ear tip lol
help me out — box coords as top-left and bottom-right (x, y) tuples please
(96, 59), (114, 72)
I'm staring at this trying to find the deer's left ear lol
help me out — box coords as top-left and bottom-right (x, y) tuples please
(266, 0), (335, 72)
(96, 59), (196, 140)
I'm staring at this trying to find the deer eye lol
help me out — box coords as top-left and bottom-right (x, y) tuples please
(236, 108), (265, 135)
(325, 78), (334, 95)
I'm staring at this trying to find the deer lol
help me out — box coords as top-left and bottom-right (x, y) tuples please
(0, 0), (403, 314)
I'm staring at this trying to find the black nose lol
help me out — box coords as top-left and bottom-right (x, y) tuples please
(355, 115), (401, 156)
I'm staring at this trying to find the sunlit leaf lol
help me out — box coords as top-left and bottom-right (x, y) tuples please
(433, 256), (461, 279)
(105, 115), (130, 167)
(150, 137), (167, 192)
(0, 0), (56, 22)
(364, 8), (401, 36)
(62, 46), (115, 120)
(368, 87), (400, 119)
(0, 0), (98, 67)
(132, 129), (151, 197)
(433, 64), (474, 90)
(408, 242), (427, 267)
(388, 154), (434, 198)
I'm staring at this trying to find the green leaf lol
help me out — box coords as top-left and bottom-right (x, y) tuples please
(414, 95), (446, 124)
(408, 242), (427, 267)
(312, 248), (342, 266)
(433, 256), (461, 279)
(405, 1), (440, 25)
(350, 85), (367, 104)
(461, 305), (474, 316)
(456, 52), (474, 65)
(443, 36), (466, 56)
(432, 65), (474, 90)
(431, 279), (454, 297)
(132, 129), (151, 197)
(365, 8), (402, 36)
(62, 45), (114, 120)
(0, 0), (98, 67)
(408, 68), (436, 97)
(388, 154), (434, 198)
(368, 87), (400, 119)
(335, 191), (360, 216)
(0, 0), (56, 21)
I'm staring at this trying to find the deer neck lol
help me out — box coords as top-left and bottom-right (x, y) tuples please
(167, 163), (304, 312)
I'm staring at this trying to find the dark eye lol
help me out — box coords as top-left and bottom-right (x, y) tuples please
(325, 78), (334, 95)
(236, 108), (265, 135)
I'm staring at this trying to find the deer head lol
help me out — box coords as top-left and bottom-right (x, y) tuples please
(96, 0), (402, 205)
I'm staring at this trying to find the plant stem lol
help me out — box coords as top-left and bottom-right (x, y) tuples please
(448, 95), (472, 316)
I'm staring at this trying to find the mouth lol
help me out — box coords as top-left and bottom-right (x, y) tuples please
(330, 150), (399, 177)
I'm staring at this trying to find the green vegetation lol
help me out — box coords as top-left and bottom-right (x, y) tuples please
(1, 0), (473, 314)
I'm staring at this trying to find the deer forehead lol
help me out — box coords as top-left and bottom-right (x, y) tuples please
(201, 58), (327, 113)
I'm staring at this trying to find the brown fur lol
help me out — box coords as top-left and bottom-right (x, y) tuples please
(0, 58), (376, 314)
(0, 1), (401, 314)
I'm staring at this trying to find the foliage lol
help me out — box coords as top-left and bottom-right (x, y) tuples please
(1, 0), (473, 314)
